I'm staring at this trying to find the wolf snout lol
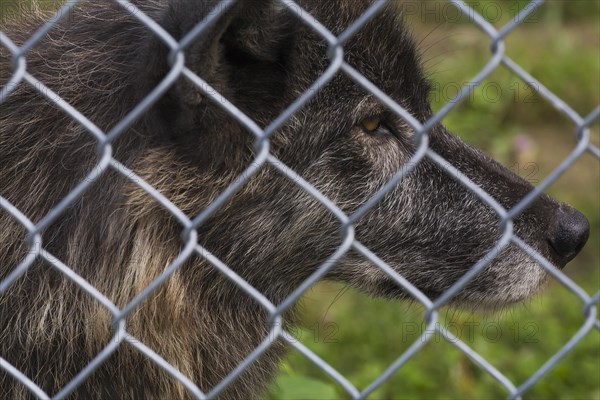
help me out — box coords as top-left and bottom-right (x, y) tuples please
(547, 205), (589, 265)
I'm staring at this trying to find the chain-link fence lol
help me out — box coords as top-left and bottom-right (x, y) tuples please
(0, 0), (598, 399)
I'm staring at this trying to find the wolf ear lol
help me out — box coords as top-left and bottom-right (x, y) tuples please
(160, 0), (296, 107)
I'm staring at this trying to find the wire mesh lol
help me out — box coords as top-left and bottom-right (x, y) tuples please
(0, 0), (598, 399)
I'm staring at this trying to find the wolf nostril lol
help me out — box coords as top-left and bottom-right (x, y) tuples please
(548, 205), (590, 263)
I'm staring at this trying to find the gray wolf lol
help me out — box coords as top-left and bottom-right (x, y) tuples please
(0, 0), (589, 398)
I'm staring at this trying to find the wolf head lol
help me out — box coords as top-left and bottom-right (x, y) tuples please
(145, 0), (589, 309)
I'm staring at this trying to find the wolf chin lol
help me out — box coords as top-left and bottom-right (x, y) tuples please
(0, 0), (589, 398)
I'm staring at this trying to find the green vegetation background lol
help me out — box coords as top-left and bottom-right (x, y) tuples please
(1, 0), (598, 399)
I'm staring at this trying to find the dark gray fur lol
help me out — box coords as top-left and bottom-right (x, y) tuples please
(0, 0), (588, 398)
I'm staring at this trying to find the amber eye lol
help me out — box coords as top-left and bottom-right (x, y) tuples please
(361, 116), (382, 133)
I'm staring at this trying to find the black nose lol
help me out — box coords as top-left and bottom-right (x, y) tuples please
(548, 205), (589, 264)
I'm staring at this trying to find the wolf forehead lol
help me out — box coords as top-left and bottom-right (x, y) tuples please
(221, 0), (433, 116)
(304, 2), (430, 106)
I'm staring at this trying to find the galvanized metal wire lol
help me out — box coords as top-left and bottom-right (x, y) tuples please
(1, 0), (598, 399)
